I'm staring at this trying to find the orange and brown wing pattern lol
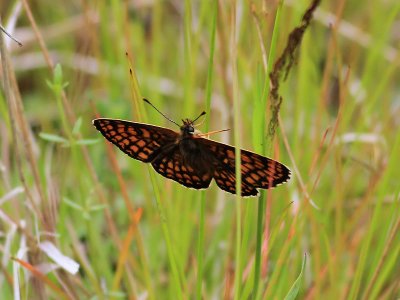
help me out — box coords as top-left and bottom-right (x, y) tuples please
(199, 138), (291, 196)
(93, 118), (178, 162)
(212, 165), (259, 196)
(151, 148), (212, 189)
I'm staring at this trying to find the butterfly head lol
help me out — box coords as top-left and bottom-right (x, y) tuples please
(181, 119), (195, 137)
(142, 99), (206, 137)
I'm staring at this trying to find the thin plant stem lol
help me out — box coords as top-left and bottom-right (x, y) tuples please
(230, 2), (242, 299)
(196, 1), (218, 299)
(253, 2), (284, 298)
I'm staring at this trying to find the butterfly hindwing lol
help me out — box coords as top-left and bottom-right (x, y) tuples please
(212, 164), (259, 196)
(151, 147), (212, 189)
(93, 118), (178, 162)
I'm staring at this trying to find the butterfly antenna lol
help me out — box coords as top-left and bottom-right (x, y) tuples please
(143, 98), (180, 127)
(192, 111), (206, 124)
(194, 116), (206, 127)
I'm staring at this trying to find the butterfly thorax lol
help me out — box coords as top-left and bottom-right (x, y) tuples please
(178, 119), (214, 175)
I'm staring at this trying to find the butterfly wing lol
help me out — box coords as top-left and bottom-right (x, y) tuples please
(93, 118), (290, 195)
(93, 118), (178, 162)
(197, 137), (291, 196)
(211, 163), (259, 196)
(151, 147), (213, 190)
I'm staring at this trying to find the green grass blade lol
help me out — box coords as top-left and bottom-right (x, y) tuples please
(284, 254), (307, 300)
(253, 2), (284, 299)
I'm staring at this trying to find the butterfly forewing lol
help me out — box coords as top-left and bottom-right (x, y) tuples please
(240, 149), (290, 189)
(199, 138), (291, 196)
(93, 118), (178, 162)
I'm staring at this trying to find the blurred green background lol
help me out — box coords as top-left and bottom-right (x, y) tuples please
(1, 0), (399, 299)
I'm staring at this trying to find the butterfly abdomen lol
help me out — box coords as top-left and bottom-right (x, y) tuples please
(179, 138), (215, 176)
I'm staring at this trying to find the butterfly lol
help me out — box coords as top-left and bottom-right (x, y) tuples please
(93, 100), (290, 196)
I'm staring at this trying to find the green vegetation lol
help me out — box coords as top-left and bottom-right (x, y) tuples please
(1, 1), (399, 299)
